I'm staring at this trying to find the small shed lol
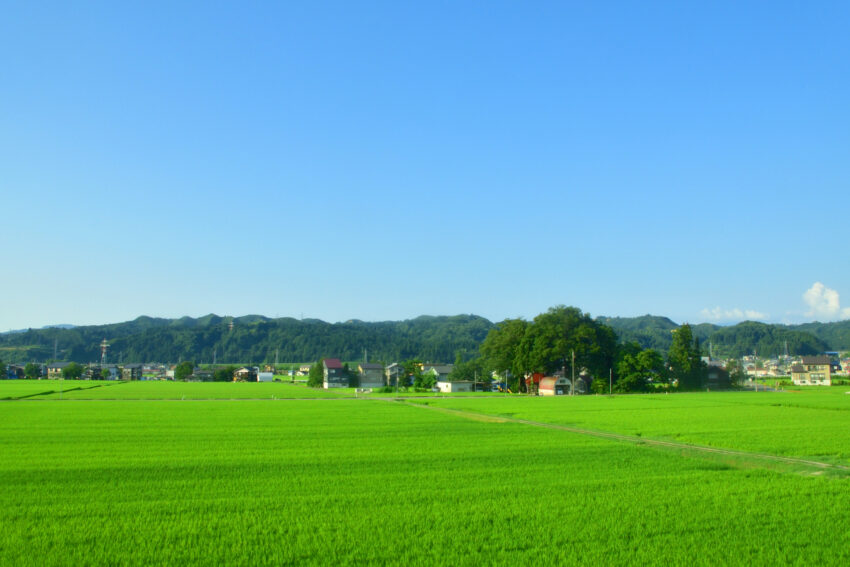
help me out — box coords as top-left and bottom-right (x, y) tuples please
(436, 380), (473, 393)
(539, 376), (570, 396)
(257, 372), (274, 382)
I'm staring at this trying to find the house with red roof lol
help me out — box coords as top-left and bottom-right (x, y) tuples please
(323, 358), (347, 388)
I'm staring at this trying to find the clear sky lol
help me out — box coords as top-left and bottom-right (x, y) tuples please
(2, 1), (849, 330)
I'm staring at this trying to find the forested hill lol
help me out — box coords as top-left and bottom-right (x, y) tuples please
(0, 314), (494, 364)
(3, 313), (849, 364)
(600, 315), (847, 357)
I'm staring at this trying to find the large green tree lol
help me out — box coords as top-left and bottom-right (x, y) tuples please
(615, 346), (666, 392)
(480, 319), (531, 392)
(307, 360), (324, 388)
(62, 362), (83, 380)
(400, 359), (422, 389)
(213, 365), (237, 382)
(525, 306), (618, 387)
(174, 361), (195, 381)
(24, 362), (41, 380)
(449, 355), (490, 385)
(668, 324), (706, 390)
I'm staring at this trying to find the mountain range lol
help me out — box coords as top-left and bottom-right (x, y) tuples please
(1, 313), (848, 364)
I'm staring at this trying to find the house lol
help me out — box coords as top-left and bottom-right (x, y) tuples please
(47, 362), (71, 379)
(357, 363), (384, 388)
(436, 380), (473, 393)
(422, 364), (453, 382)
(121, 363), (143, 381)
(100, 365), (119, 380)
(539, 376), (571, 396)
(297, 365), (312, 377)
(233, 367), (258, 382)
(191, 369), (214, 382)
(385, 363), (404, 387)
(323, 358), (347, 388)
(705, 366), (731, 389)
(791, 356), (832, 386)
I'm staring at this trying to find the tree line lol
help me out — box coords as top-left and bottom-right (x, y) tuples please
(478, 306), (711, 393)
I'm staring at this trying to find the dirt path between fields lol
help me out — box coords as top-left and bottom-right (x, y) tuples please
(400, 401), (850, 474)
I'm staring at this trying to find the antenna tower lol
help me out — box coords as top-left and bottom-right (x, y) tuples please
(100, 339), (110, 365)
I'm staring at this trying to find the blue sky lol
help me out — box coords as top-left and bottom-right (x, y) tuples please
(2, 1), (849, 330)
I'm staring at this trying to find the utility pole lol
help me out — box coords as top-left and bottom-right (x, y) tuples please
(609, 368), (612, 395)
(570, 350), (575, 396)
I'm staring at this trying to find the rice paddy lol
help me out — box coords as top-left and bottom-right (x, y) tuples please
(2, 381), (848, 565)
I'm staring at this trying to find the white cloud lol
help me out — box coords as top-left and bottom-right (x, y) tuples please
(700, 307), (768, 322)
(803, 282), (850, 320)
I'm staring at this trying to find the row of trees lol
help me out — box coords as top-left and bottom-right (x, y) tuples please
(480, 306), (709, 393)
(299, 307), (714, 393)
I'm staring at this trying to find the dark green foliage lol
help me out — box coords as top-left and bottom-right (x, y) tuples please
(400, 360), (421, 388)
(413, 371), (435, 389)
(481, 307), (618, 391)
(3, 312), (847, 367)
(342, 363), (359, 388)
(0, 314), (493, 364)
(174, 361), (195, 381)
(598, 315), (682, 352)
(307, 361), (324, 388)
(24, 363), (40, 380)
(213, 366), (237, 382)
(480, 318), (530, 393)
(62, 362), (83, 380)
(526, 306), (618, 380)
(449, 356), (490, 384)
(616, 346), (666, 392)
(708, 322), (828, 358)
(668, 325), (706, 390)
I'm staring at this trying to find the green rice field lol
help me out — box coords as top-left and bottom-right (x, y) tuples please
(0, 380), (498, 401)
(2, 381), (849, 565)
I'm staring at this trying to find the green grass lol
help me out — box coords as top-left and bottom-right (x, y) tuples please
(2, 387), (849, 565)
(0, 380), (502, 400)
(425, 388), (850, 462)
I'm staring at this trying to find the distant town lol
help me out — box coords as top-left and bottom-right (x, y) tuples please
(5, 351), (847, 393)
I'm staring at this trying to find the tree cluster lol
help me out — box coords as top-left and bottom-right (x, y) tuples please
(481, 308), (713, 393)
(481, 306), (619, 392)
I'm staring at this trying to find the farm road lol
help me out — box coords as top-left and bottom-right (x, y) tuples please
(399, 400), (850, 475)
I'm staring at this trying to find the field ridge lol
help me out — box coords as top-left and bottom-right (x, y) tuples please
(401, 400), (850, 475)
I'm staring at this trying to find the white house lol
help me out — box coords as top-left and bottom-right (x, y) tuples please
(436, 380), (473, 393)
